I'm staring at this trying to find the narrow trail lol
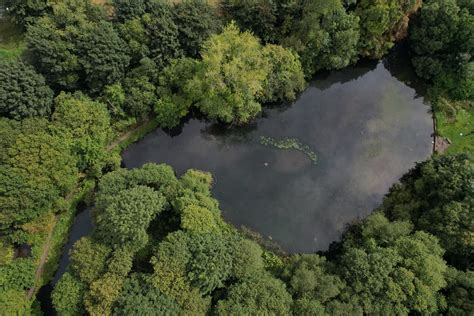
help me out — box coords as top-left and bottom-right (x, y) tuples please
(106, 120), (150, 151)
(26, 216), (57, 300)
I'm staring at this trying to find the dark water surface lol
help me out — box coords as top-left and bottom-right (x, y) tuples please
(122, 54), (433, 253)
(37, 206), (94, 315)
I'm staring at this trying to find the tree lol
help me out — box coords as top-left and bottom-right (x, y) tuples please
(355, 0), (421, 58)
(282, 254), (345, 308)
(4, 0), (50, 27)
(154, 57), (200, 128)
(84, 272), (124, 316)
(232, 239), (265, 280)
(190, 22), (269, 124)
(409, 0), (473, 99)
(52, 92), (111, 176)
(69, 237), (111, 284)
(261, 44), (305, 102)
(281, 0), (360, 76)
(150, 231), (211, 314)
(75, 20), (130, 93)
(143, 3), (183, 70)
(26, 0), (129, 92)
(380, 153), (473, 269)
(444, 268), (474, 315)
(0, 119), (78, 228)
(113, 273), (181, 316)
(221, 0), (279, 43)
(337, 213), (448, 314)
(113, 0), (148, 21)
(52, 272), (86, 316)
(216, 272), (293, 315)
(96, 186), (165, 250)
(122, 58), (159, 119)
(0, 59), (53, 120)
(173, 0), (222, 58)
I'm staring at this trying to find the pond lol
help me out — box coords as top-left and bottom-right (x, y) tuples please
(122, 47), (433, 253)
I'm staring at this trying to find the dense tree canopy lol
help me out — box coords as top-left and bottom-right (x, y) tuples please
(0, 59), (53, 120)
(379, 153), (473, 269)
(1, 0), (472, 315)
(355, 0), (421, 58)
(282, 0), (360, 76)
(26, 0), (129, 92)
(410, 0), (473, 99)
(0, 118), (78, 228)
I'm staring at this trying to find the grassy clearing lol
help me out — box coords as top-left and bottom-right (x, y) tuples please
(436, 108), (474, 155)
(0, 18), (25, 60)
(434, 98), (473, 155)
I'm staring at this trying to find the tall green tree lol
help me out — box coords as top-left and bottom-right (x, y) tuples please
(190, 22), (269, 124)
(282, 0), (360, 76)
(26, 0), (129, 92)
(96, 186), (165, 250)
(410, 0), (473, 99)
(337, 213), (448, 314)
(0, 118), (78, 228)
(172, 0), (222, 58)
(216, 272), (293, 315)
(380, 153), (473, 269)
(355, 0), (421, 58)
(52, 92), (112, 176)
(0, 59), (53, 120)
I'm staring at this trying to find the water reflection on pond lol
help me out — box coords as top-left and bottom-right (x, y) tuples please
(122, 53), (433, 253)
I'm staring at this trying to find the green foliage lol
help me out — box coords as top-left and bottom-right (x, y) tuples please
(410, 0), (473, 99)
(4, 0), (50, 27)
(232, 239), (265, 280)
(172, 0), (222, 58)
(70, 237), (111, 284)
(53, 92), (111, 176)
(150, 231), (211, 314)
(444, 268), (474, 315)
(0, 258), (35, 291)
(142, 3), (183, 70)
(191, 22), (269, 124)
(338, 213), (448, 314)
(380, 153), (473, 269)
(26, 0), (129, 92)
(0, 58), (53, 120)
(0, 289), (31, 315)
(216, 272), (293, 315)
(96, 186), (165, 250)
(186, 232), (235, 295)
(0, 241), (14, 266)
(283, 254), (345, 305)
(260, 136), (318, 164)
(221, 0), (280, 43)
(181, 205), (220, 234)
(113, 0), (148, 21)
(0, 118), (78, 228)
(52, 272), (86, 316)
(84, 272), (124, 316)
(356, 0), (420, 58)
(261, 44), (305, 103)
(282, 0), (360, 76)
(154, 57), (200, 128)
(113, 273), (181, 316)
(107, 248), (134, 277)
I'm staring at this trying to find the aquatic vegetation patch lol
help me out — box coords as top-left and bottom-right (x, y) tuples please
(259, 136), (318, 164)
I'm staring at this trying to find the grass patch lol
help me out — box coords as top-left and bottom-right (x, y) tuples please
(435, 98), (473, 155)
(0, 17), (25, 60)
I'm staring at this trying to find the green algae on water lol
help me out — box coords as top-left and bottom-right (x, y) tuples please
(259, 136), (318, 164)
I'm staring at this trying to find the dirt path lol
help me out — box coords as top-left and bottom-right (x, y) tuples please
(26, 216), (57, 299)
(106, 120), (150, 151)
